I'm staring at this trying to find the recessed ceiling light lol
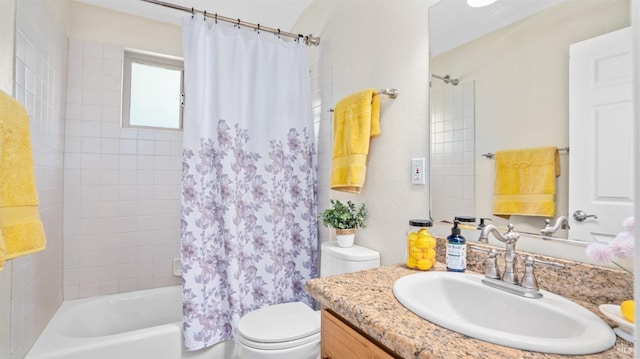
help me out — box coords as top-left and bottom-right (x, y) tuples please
(467, 0), (497, 7)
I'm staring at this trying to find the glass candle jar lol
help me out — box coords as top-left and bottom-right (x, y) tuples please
(406, 219), (436, 271)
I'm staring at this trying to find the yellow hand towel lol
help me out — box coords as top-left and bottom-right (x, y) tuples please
(330, 89), (381, 194)
(0, 90), (46, 271)
(492, 146), (560, 218)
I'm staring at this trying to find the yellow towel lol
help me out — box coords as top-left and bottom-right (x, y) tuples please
(492, 146), (560, 218)
(330, 89), (381, 194)
(0, 90), (46, 271)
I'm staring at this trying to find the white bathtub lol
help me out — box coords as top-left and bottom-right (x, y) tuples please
(26, 286), (237, 359)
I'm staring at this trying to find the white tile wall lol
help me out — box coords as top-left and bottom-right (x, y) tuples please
(63, 38), (182, 300)
(12, 1), (68, 358)
(430, 81), (475, 222)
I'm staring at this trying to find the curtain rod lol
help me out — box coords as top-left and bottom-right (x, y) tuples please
(140, 0), (320, 46)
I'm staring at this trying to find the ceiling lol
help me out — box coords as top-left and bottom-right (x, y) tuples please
(76, 0), (565, 57)
(429, 0), (565, 56)
(74, 0), (314, 31)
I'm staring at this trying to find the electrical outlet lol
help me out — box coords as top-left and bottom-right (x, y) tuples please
(411, 158), (425, 185)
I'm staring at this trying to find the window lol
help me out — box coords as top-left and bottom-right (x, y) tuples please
(122, 50), (184, 130)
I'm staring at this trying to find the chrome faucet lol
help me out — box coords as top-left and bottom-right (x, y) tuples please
(540, 216), (571, 236)
(474, 223), (564, 299)
(478, 224), (520, 284)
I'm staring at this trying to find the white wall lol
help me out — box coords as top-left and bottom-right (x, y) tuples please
(0, 2), (16, 357)
(294, 0), (430, 265)
(0, 0), (15, 93)
(9, 0), (69, 357)
(63, 2), (183, 299)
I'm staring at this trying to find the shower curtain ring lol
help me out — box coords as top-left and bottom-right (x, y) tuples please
(237, 18), (241, 28)
(215, 13), (217, 23)
(203, 10), (206, 20)
(277, 29), (281, 38)
(257, 24), (260, 33)
(191, 7), (194, 18)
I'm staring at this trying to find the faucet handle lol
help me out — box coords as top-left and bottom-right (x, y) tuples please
(519, 255), (564, 290)
(504, 224), (519, 242)
(540, 219), (554, 235)
(470, 246), (501, 279)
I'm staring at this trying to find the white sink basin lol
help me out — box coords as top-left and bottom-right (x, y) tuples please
(393, 272), (615, 355)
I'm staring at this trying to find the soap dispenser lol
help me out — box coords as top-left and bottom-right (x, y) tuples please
(446, 221), (466, 272)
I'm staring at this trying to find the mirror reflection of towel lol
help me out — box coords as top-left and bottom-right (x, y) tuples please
(492, 146), (560, 218)
(330, 88), (380, 194)
(0, 90), (46, 271)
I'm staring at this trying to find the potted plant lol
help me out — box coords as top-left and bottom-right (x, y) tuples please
(320, 200), (367, 247)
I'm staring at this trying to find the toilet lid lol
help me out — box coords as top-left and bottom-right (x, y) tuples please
(237, 302), (320, 346)
(321, 241), (380, 261)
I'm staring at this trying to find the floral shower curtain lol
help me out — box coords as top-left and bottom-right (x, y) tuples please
(180, 15), (318, 351)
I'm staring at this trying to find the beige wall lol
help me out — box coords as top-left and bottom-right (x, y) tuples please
(294, 0), (430, 265)
(68, 1), (181, 57)
(431, 0), (630, 261)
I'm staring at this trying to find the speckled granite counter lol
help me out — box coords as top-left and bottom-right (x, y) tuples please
(306, 242), (634, 359)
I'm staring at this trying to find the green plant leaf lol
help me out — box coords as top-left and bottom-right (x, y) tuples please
(320, 200), (367, 229)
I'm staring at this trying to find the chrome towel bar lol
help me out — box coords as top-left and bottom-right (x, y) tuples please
(328, 88), (398, 112)
(481, 147), (569, 159)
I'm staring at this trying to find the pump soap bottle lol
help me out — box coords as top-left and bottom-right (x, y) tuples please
(446, 221), (466, 272)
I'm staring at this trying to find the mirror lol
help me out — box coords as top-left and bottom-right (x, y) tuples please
(428, 0), (631, 261)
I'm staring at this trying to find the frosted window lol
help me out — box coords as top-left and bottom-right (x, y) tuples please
(130, 63), (181, 128)
(123, 50), (183, 130)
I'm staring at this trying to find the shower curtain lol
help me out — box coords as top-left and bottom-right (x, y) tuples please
(180, 15), (318, 351)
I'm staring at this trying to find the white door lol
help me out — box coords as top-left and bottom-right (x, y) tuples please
(568, 27), (634, 242)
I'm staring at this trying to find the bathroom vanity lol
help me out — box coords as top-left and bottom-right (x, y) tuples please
(321, 308), (396, 359)
(306, 242), (633, 358)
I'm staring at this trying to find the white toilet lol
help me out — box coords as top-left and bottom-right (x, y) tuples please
(236, 241), (380, 359)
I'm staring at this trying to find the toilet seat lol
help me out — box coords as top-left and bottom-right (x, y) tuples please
(237, 302), (320, 350)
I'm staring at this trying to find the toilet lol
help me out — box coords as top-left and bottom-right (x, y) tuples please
(236, 241), (380, 359)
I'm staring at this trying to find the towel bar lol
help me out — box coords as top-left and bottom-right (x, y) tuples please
(328, 88), (398, 112)
(481, 147), (569, 159)
(375, 88), (399, 99)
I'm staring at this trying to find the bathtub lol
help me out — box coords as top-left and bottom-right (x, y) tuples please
(26, 286), (237, 359)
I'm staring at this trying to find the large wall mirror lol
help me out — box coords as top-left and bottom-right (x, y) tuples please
(428, 0), (632, 263)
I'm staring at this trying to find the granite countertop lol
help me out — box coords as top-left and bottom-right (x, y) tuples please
(305, 241), (634, 359)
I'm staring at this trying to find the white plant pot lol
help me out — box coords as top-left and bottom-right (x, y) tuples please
(336, 229), (355, 248)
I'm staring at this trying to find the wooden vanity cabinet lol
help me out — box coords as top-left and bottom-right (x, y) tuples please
(321, 308), (399, 359)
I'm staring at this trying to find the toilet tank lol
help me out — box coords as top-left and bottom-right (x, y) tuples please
(320, 241), (380, 277)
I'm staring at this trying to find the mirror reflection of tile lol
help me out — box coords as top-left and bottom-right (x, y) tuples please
(430, 81), (475, 222)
